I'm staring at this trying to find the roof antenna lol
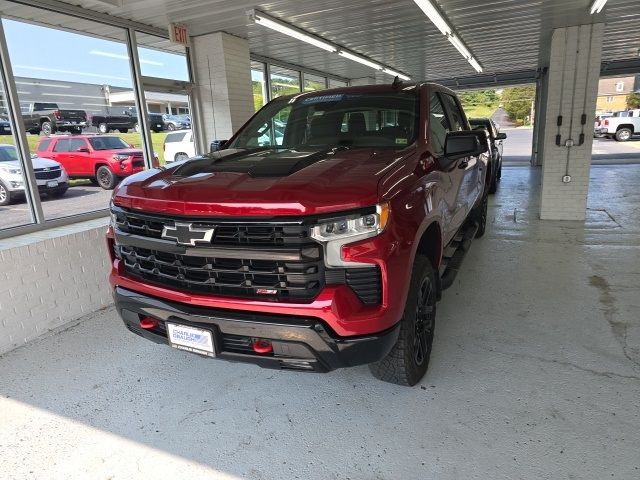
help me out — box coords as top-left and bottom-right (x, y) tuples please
(392, 76), (403, 89)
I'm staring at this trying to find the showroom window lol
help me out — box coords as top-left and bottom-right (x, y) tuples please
(329, 79), (348, 89)
(1, 5), (145, 224)
(303, 73), (327, 92)
(0, 1), (187, 237)
(270, 66), (301, 99)
(251, 61), (267, 111)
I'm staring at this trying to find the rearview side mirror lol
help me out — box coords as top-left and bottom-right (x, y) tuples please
(444, 131), (488, 161)
(210, 139), (228, 152)
(496, 132), (507, 140)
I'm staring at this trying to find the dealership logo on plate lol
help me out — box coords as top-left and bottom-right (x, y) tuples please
(161, 222), (214, 246)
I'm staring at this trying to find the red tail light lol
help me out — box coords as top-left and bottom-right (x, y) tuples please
(603, 119), (609, 126)
(53, 110), (61, 120)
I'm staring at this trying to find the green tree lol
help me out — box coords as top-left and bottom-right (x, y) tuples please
(627, 92), (640, 109)
(458, 89), (499, 117)
(501, 86), (536, 124)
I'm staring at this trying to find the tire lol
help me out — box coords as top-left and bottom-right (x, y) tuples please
(41, 121), (55, 136)
(497, 162), (502, 180)
(167, 123), (176, 131)
(472, 193), (488, 238)
(89, 178), (99, 186)
(174, 152), (189, 162)
(118, 128), (128, 134)
(98, 123), (109, 134)
(71, 127), (82, 135)
(0, 180), (12, 206)
(615, 128), (632, 142)
(488, 166), (498, 194)
(369, 255), (436, 386)
(96, 166), (117, 190)
(49, 187), (68, 198)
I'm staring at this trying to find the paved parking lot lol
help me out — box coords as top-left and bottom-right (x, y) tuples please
(1, 184), (112, 229)
(1, 165), (638, 480)
(502, 127), (640, 164)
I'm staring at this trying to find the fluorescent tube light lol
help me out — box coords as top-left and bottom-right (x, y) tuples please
(448, 35), (471, 59)
(590, 0), (607, 14)
(412, 0), (451, 35)
(338, 50), (383, 70)
(253, 13), (337, 52)
(468, 58), (483, 73)
(382, 68), (411, 81)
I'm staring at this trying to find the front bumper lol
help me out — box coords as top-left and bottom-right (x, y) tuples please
(114, 286), (400, 372)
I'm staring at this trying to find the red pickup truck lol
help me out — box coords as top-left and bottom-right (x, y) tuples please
(107, 82), (491, 385)
(36, 135), (148, 189)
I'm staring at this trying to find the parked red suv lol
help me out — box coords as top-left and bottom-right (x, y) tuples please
(107, 82), (491, 385)
(36, 135), (150, 189)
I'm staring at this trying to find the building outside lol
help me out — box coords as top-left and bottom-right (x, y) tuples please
(595, 75), (640, 114)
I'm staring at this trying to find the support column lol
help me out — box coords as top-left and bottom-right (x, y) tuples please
(539, 24), (604, 221)
(191, 32), (254, 148)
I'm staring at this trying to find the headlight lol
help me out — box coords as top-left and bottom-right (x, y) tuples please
(311, 203), (389, 267)
(113, 154), (130, 161)
(0, 165), (22, 175)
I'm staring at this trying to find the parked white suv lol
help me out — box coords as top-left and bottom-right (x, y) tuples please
(0, 144), (69, 206)
(163, 130), (195, 163)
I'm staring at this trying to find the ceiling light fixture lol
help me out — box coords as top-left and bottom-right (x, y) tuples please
(248, 10), (411, 81)
(468, 58), (483, 73)
(411, 0), (483, 74)
(589, 0), (608, 14)
(448, 35), (471, 59)
(382, 68), (411, 81)
(338, 50), (383, 70)
(412, 0), (451, 35)
(252, 12), (337, 52)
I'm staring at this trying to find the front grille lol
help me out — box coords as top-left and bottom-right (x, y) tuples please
(113, 207), (382, 305)
(117, 244), (323, 301)
(114, 209), (311, 247)
(34, 167), (61, 180)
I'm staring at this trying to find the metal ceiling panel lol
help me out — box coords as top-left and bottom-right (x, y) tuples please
(1, 0), (639, 81)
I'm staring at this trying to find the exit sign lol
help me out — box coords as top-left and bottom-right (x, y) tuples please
(169, 23), (189, 46)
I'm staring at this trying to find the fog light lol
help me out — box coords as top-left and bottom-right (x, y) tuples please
(252, 338), (273, 354)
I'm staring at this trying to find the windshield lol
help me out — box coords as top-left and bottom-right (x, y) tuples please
(228, 92), (418, 150)
(88, 137), (130, 150)
(0, 145), (19, 162)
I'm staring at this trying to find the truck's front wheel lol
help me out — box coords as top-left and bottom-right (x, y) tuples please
(96, 166), (118, 190)
(369, 255), (436, 386)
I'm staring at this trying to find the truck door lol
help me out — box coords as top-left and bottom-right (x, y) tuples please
(428, 92), (466, 245)
(441, 93), (482, 225)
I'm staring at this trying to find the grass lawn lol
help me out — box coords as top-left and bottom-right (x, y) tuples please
(462, 106), (498, 119)
(0, 131), (169, 164)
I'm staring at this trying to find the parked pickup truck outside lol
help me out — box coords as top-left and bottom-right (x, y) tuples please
(107, 82), (491, 386)
(594, 109), (640, 141)
(22, 102), (87, 135)
(91, 109), (165, 134)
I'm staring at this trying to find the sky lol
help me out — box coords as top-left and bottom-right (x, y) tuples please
(3, 19), (189, 88)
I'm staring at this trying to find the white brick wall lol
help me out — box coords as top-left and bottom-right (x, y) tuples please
(0, 219), (111, 355)
(539, 23), (604, 221)
(191, 32), (254, 145)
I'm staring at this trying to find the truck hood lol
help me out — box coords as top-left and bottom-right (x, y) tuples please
(113, 147), (413, 216)
(0, 156), (60, 170)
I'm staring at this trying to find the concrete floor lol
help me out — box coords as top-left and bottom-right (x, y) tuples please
(1, 165), (639, 480)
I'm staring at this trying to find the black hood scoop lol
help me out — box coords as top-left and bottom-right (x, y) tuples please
(172, 148), (333, 178)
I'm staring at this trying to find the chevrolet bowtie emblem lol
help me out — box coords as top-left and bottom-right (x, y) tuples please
(161, 222), (214, 246)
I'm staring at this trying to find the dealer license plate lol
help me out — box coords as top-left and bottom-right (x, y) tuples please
(47, 180), (58, 188)
(167, 323), (215, 357)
